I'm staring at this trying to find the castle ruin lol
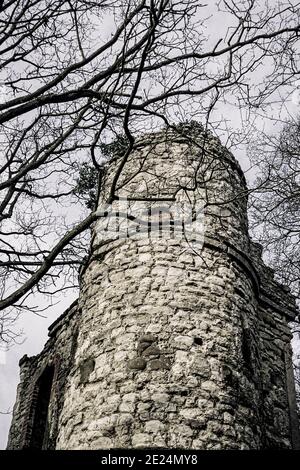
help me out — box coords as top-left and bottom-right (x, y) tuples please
(7, 125), (300, 450)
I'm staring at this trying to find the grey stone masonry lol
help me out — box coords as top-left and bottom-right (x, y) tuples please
(7, 124), (300, 449)
(7, 301), (78, 449)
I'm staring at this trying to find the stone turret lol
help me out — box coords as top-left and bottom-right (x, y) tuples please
(7, 124), (300, 450)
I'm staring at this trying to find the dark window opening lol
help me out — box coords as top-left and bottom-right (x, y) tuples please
(241, 328), (254, 374)
(194, 337), (203, 346)
(29, 365), (54, 449)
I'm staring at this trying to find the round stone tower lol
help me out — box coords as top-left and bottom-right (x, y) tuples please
(52, 124), (299, 450)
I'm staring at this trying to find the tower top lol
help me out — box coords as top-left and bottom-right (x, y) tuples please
(96, 122), (249, 255)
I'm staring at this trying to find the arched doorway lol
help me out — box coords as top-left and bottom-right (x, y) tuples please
(29, 365), (55, 449)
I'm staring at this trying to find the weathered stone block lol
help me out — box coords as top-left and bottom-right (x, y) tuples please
(127, 358), (147, 370)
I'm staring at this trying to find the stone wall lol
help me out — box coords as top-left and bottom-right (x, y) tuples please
(7, 301), (79, 449)
(7, 125), (300, 449)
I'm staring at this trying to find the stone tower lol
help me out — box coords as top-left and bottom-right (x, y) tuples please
(7, 124), (300, 450)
